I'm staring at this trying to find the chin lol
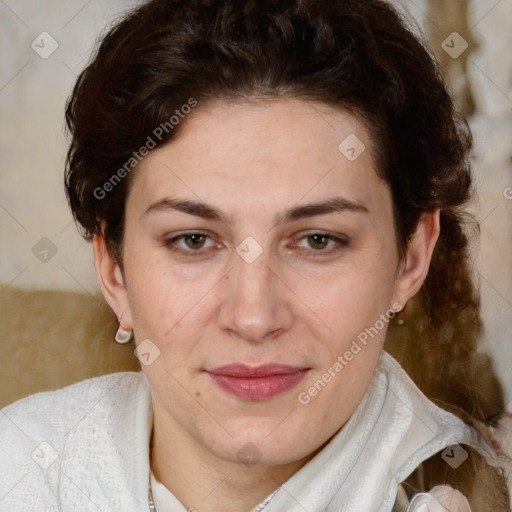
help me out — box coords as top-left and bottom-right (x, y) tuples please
(213, 426), (314, 467)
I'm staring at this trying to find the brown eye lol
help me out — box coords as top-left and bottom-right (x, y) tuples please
(184, 234), (207, 249)
(307, 234), (330, 250)
(293, 232), (349, 256)
(164, 232), (217, 256)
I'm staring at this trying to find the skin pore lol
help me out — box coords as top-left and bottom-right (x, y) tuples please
(94, 98), (439, 512)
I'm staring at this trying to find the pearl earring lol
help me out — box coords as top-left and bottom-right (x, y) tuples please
(115, 326), (133, 344)
(115, 314), (132, 344)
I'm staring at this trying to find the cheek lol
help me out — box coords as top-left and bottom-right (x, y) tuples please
(123, 248), (224, 363)
(126, 262), (171, 333)
(293, 258), (397, 341)
(128, 269), (204, 337)
(295, 276), (391, 430)
(123, 247), (174, 338)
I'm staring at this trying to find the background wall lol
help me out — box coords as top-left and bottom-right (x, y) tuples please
(1, 0), (511, 402)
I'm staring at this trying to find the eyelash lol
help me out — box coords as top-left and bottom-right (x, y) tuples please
(163, 231), (349, 258)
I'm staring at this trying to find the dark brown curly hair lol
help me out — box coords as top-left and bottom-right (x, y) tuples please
(64, 0), (510, 508)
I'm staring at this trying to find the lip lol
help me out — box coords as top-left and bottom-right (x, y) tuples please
(207, 364), (310, 400)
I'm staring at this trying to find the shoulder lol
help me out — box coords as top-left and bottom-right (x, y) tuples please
(0, 372), (149, 509)
(2, 371), (146, 431)
(0, 371), (148, 458)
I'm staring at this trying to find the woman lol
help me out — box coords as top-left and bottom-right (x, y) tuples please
(1, 0), (510, 510)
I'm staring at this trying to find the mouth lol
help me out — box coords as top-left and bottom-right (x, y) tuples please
(206, 364), (311, 400)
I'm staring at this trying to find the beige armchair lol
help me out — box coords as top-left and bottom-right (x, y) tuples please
(0, 285), (140, 408)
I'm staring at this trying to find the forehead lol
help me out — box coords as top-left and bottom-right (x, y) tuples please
(128, 98), (390, 218)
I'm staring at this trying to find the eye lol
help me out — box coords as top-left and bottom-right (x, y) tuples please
(293, 232), (349, 255)
(164, 232), (218, 255)
(302, 234), (333, 250)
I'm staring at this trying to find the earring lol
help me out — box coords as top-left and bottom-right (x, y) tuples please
(114, 313), (132, 345)
(115, 325), (132, 344)
(396, 302), (407, 326)
(115, 313), (132, 344)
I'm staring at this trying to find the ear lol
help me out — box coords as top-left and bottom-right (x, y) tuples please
(93, 233), (133, 330)
(392, 210), (440, 308)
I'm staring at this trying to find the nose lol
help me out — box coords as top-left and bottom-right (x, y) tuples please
(218, 246), (294, 343)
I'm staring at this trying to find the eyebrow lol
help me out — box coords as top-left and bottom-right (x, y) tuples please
(143, 196), (369, 224)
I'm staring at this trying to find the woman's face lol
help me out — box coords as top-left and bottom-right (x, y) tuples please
(97, 98), (435, 467)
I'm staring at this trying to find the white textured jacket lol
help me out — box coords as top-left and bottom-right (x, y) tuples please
(0, 351), (503, 511)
